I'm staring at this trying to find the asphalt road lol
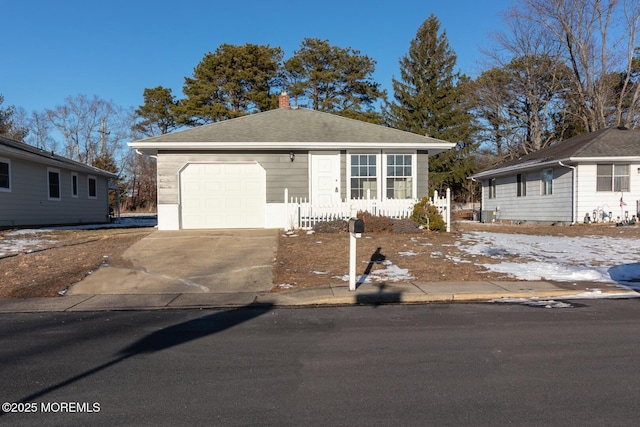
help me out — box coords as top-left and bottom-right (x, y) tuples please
(2, 300), (640, 426)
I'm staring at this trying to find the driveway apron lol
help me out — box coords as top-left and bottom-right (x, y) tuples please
(67, 229), (278, 294)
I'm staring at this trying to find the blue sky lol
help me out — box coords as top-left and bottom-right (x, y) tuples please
(2, 0), (512, 114)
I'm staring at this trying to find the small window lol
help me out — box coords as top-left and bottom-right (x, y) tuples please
(88, 176), (97, 199)
(488, 178), (496, 199)
(517, 173), (526, 197)
(541, 168), (553, 195)
(0, 158), (10, 192)
(48, 168), (61, 200)
(386, 154), (413, 199)
(71, 173), (78, 198)
(597, 164), (629, 192)
(350, 154), (377, 199)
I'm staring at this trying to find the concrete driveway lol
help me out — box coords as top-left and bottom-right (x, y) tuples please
(67, 229), (278, 295)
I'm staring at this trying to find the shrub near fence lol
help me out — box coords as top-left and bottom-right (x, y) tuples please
(284, 188), (450, 232)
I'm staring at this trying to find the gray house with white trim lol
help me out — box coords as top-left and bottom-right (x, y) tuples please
(470, 127), (640, 224)
(0, 135), (116, 227)
(129, 95), (454, 230)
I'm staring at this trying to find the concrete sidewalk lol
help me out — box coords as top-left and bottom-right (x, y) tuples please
(0, 280), (636, 313)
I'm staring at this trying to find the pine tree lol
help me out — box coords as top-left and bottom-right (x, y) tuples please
(385, 15), (476, 200)
(283, 38), (384, 120)
(179, 43), (283, 125)
(134, 86), (179, 136)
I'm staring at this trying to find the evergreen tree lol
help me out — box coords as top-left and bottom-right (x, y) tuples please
(283, 38), (384, 120)
(0, 94), (27, 141)
(385, 15), (475, 200)
(179, 43), (283, 125)
(134, 86), (179, 136)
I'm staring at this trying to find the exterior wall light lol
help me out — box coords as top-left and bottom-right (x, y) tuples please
(289, 151), (295, 162)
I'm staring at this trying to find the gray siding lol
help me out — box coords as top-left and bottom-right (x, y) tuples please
(157, 151), (309, 204)
(482, 167), (573, 223)
(416, 150), (429, 198)
(0, 156), (110, 227)
(158, 149), (430, 206)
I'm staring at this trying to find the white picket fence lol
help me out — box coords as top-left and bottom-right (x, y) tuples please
(284, 188), (451, 232)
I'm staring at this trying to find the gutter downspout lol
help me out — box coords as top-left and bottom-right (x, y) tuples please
(559, 161), (577, 224)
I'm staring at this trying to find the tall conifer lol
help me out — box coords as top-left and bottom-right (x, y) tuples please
(385, 15), (476, 199)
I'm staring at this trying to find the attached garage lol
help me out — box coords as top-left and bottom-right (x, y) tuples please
(180, 162), (266, 229)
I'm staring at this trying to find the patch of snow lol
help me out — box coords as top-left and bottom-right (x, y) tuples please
(491, 298), (573, 308)
(477, 261), (610, 282)
(456, 231), (640, 291)
(333, 260), (414, 283)
(398, 251), (419, 256)
(0, 215), (156, 258)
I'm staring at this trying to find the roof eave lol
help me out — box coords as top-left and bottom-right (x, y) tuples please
(470, 158), (572, 180)
(1, 147), (117, 178)
(128, 141), (456, 156)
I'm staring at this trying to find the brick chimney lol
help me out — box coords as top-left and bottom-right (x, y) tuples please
(278, 91), (290, 109)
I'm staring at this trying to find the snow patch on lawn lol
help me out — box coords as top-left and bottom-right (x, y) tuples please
(0, 215), (157, 258)
(456, 231), (640, 290)
(333, 260), (415, 283)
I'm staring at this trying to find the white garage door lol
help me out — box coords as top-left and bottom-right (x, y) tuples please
(180, 163), (266, 229)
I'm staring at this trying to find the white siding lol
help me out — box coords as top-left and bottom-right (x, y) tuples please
(576, 163), (640, 221)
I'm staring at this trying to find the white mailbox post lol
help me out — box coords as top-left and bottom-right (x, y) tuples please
(348, 217), (365, 291)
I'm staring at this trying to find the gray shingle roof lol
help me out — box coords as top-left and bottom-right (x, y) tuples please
(472, 127), (640, 179)
(135, 107), (449, 144)
(0, 135), (117, 178)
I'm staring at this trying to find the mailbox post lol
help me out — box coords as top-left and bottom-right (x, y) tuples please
(348, 218), (365, 291)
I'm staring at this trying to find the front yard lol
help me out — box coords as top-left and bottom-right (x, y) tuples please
(2, 220), (640, 298)
(273, 221), (640, 291)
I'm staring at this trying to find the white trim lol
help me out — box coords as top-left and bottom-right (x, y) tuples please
(0, 157), (10, 192)
(382, 151), (417, 200)
(158, 204), (180, 230)
(87, 175), (97, 199)
(347, 150), (419, 201)
(472, 156), (640, 180)
(71, 172), (79, 198)
(346, 151), (381, 200)
(129, 141), (455, 156)
(47, 167), (61, 201)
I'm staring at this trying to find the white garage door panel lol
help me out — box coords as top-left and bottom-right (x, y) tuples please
(180, 163), (266, 229)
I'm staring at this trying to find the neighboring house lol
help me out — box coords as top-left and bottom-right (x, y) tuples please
(128, 93), (455, 230)
(470, 127), (640, 224)
(0, 135), (116, 227)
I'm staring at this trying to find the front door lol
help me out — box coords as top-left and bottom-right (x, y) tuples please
(311, 152), (341, 205)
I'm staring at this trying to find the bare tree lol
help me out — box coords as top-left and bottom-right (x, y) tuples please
(518, 0), (640, 131)
(45, 94), (128, 165)
(22, 110), (56, 151)
(472, 9), (572, 160)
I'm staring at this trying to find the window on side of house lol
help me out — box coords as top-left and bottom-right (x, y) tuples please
(517, 173), (526, 197)
(597, 164), (629, 192)
(0, 158), (10, 192)
(48, 168), (61, 200)
(350, 154), (377, 199)
(488, 178), (496, 199)
(71, 172), (78, 198)
(541, 168), (553, 195)
(88, 176), (97, 199)
(386, 154), (413, 199)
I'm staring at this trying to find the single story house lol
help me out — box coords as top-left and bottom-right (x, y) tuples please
(469, 126), (640, 224)
(0, 134), (116, 227)
(128, 93), (455, 230)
